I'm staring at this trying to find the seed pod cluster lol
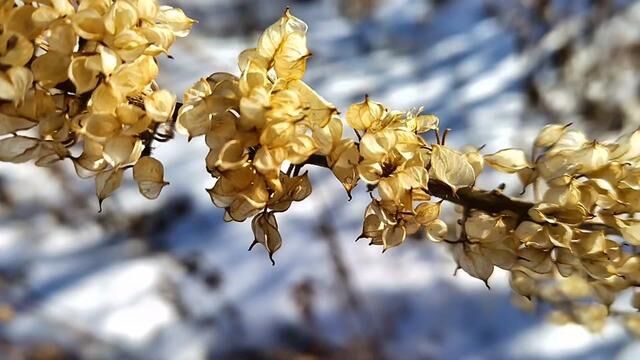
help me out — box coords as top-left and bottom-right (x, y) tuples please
(0, 0), (194, 207)
(179, 10), (338, 262)
(348, 98), (445, 251)
(179, 11), (640, 332)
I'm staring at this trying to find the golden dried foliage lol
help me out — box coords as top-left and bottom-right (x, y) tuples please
(2, 3), (640, 334)
(0, 0), (194, 209)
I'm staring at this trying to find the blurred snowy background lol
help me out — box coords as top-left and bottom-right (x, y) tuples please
(2, 0), (640, 359)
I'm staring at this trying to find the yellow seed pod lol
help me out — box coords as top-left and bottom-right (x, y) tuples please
(32, 52), (70, 88)
(102, 135), (143, 167)
(72, 8), (106, 40)
(429, 144), (476, 190)
(535, 124), (569, 148)
(90, 82), (124, 114)
(156, 6), (196, 38)
(346, 96), (386, 131)
(414, 202), (440, 225)
(133, 156), (169, 199)
(463, 148), (484, 177)
(382, 223), (406, 252)
(0, 32), (34, 67)
(145, 89), (177, 122)
(95, 167), (124, 210)
(484, 148), (531, 173)
(328, 139), (359, 194)
(69, 56), (100, 94)
(251, 212), (282, 265)
(453, 243), (493, 287)
(47, 22), (77, 54)
(0, 67), (33, 105)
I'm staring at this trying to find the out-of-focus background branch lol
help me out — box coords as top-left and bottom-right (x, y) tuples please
(1, 0), (640, 359)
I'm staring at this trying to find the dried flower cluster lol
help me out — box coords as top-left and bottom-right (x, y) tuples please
(350, 98), (445, 249)
(3, 4), (640, 334)
(178, 10), (346, 263)
(500, 125), (640, 334)
(0, 0), (194, 207)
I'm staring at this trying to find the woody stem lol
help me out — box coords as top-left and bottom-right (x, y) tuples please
(301, 155), (619, 236)
(302, 154), (532, 215)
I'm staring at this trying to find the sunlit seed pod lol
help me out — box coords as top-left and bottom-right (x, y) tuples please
(135, 0), (160, 20)
(286, 135), (318, 165)
(429, 144), (476, 190)
(612, 217), (640, 246)
(412, 114), (439, 134)
(288, 80), (337, 127)
(0, 67), (33, 105)
(176, 102), (213, 140)
(133, 156), (169, 199)
(156, 6), (196, 38)
(414, 202), (440, 225)
(95, 167), (124, 210)
(346, 96), (386, 131)
(382, 223), (406, 252)
(463, 148), (484, 177)
(72, 8), (107, 41)
(251, 212), (282, 264)
(110, 29), (149, 62)
(109, 55), (158, 96)
(328, 139), (359, 193)
(453, 243), (493, 287)
(32, 52), (71, 88)
(103, 0), (139, 35)
(535, 124), (569, 148)
(144, 89), (176, 122)
(102, 135), (143, 167)
(359, 130), (396, 163)
(47, 22), (77, 54)
(80, 113), (120, 141)
(557, 275), (591, 299)
(69, 56), (101, 94)
(609, 129), (640, 161)
(484, 148), (532, 173)
(0, 32), (34, 67)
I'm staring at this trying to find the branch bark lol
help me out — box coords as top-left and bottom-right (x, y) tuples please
(303, 154), (533, 216)
(302, 155), (620, 236)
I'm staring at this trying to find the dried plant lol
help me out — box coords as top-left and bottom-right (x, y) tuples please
(2, 1), (640, 335)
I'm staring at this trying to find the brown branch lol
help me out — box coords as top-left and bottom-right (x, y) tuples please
(428, 179), (533, 217)
(303, 154), (533, 216)
(302, 154), (621, 236)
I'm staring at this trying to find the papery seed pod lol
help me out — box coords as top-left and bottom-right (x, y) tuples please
(484, 148), (532, 173)
(251, 212), (282, 265)
(133, 156), (169, 199)
(429, 144), (476, 190)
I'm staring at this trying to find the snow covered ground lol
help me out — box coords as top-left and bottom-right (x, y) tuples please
(1, 0), (639, 359)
